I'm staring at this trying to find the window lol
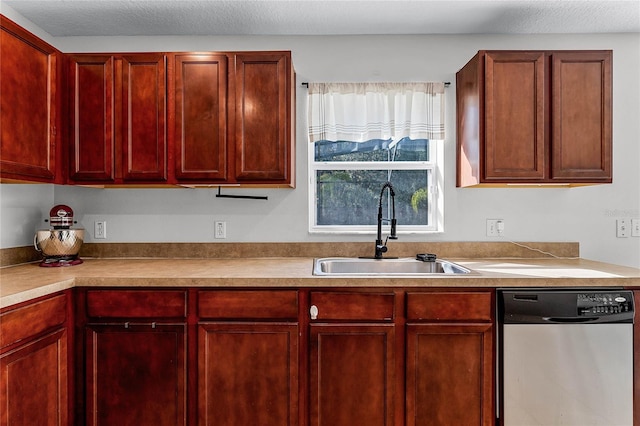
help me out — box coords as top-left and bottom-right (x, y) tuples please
(307, 82), (445, 235)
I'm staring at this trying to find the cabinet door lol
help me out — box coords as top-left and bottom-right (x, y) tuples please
(406, 323), (493, 426)
(233, 52), (292, 184)
(198, 322), (298, 426)
(551, 51), (612, 181)
(69, 55), (115, 182)
(120, 54), (167, 182)
(85, 324), (186, 426)
(173, 53), (228, 181)
(309, 324), (395, 426)
(0, 17), (59, 182)
(1, 329), (68, 426)
(484, 51), (546, 181)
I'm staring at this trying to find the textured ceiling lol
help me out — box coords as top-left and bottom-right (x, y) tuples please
(3, 0), (640, 37)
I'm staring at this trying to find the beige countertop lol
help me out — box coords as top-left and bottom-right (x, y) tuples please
(2, 256), (640, 308)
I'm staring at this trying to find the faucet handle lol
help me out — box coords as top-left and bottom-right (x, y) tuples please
(389, 219), (398, 239)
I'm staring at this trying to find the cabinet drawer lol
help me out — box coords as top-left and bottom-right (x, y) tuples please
(406, 291), (492, 321)
(310, 292), (394, 321)
(198, 290), (298, 319)
(1, 294), (66, 349)
(86, 290), (187, 319)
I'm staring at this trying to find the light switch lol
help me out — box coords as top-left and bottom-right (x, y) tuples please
(486, 219), (504, 237)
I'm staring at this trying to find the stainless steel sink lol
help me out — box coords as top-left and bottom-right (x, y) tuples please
(313, 257), (472, 276)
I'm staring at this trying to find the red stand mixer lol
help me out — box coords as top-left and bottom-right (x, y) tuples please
(34, 205), (85, 267)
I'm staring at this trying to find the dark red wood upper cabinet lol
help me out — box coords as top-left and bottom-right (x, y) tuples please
(68, 54), (115, 182)
(120, 54), (167, 182)
(550, 51), (612, 181)
(172, 51), (294, 186)
(2, 18), (295, 187)
(0, 16), (61, 183)
(483, 51), (546, 181)
(457, 50), (612, 187)
(69, 53), (168, 184)
(172, 53), (229, 181)
(233, 52), (293, 185)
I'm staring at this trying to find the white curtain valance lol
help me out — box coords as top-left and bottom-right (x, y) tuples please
(307, 82), (445, 143)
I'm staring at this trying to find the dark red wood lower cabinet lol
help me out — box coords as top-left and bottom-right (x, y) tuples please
(0, 329), (68, 426)
(84, 324), (186, 426)
(71, 288), (496, 426)
(309, 324), (395, 426)
(405, 324), (493, 426)
(198, 322), (299, 426)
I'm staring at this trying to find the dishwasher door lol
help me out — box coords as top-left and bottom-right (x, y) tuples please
(503, 323), (633, 425)
(499, 290), (634, 426)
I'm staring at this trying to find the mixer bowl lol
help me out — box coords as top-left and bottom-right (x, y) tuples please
(34, 229), (84, 258)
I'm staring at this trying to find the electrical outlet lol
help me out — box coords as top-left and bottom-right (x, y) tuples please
(631, 218), (640, 237)
(486, 219), (504, 237)
(214, 221), (227, 239)
(616, 219), (629, 238)
(94, 221), (107, 239)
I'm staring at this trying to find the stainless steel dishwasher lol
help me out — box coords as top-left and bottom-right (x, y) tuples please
(498, 289), (634, 426)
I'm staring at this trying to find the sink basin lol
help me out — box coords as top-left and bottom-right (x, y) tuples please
(313, 257), (472, 276)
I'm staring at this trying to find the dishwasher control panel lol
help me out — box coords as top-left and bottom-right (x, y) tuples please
(500, 290), (635, 324)
(578, 292), (634, 316)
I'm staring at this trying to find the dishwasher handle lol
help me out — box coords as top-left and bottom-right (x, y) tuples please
(543, 316), (600, 323)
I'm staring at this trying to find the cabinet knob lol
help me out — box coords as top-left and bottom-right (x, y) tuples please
(310, 305), (319, 320)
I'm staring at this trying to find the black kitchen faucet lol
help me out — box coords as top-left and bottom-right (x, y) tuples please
(374, 181), (398, 259)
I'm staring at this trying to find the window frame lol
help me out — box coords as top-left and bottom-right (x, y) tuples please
(308, 139), (444, 235)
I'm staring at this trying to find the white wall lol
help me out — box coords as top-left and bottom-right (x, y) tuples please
(0, 185), (54, 248)
(1, 3), (639, 268)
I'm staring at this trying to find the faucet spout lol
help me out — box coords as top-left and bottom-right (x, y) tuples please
(375, 182), (398, 259)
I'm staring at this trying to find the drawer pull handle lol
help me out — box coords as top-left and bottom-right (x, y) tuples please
(310, 305), (319, 320)
(123, 322), (159, 329)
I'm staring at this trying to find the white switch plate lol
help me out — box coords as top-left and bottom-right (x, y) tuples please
(631, 218), (640, 237)
(616, 219), (629, 238)
(486, 219), (504, 237)
(214, 221), (227, 239)
(94, 221), (107, 239)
